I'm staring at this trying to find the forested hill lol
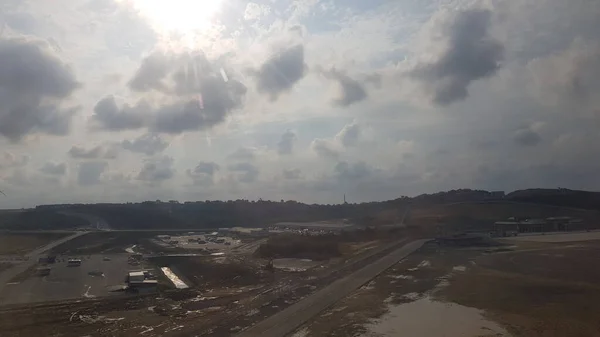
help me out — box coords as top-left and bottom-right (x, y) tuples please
(1, 188), (599, 230)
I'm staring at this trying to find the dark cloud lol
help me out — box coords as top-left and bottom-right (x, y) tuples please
(128, 52), (169, 92)
(337, 122), (360, 147)
(151, 99), (229, 134)
(91, 95), (147, 131)
(277, 130), (296, 155)
(255, 44), (307, 100)
(95, 52), (246, 134)
(39, 162), (66, 176)
(228, 162), (259, 183)
(121, 133), (169, 156)
(137, 156), (175, 182)
(77, 161), (108, 186)
(322, 69), (368, 106)
(283, 168), (301, 180)
(186, 161), (220, 185)
(69, 145), (117, 159)
(311, 138), (339, 159)
(0, 36), (80, 141)
(513, 128), (541, 146)
(189, 161), (220, 177)
(411, 9), (504, 105)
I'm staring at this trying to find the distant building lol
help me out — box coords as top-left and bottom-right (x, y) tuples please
(127, 270), (158, 293)
(493, 221), (520, 236)
(494, 217), (585, 235)
(67, 259), (82, 267)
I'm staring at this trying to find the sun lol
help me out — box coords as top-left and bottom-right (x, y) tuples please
(127, 0), (223, 34)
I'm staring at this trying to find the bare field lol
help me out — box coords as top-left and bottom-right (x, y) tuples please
(0, 233), (68, 255)
(441, 240), (600, 337)
(294, 239), (600, 337)
(0, 254), (153, 306)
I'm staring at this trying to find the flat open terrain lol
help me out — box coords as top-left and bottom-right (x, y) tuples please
(293, 235), (600, 337)
(0, 254), (152, 305)
(441, 240), (600, 337)
(0, 233), (68, 255)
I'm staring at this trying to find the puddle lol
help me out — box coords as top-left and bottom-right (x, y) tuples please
(273, 258), (319, 272)
(418, 260), (431, 268)
(365, 296), (510, 337)
(388, 274), (414, 280)
(453, 265), (466, 272)
(83, 285), (95, 298)
(125, 245), (137, 254)
(160, 267), (189, 289)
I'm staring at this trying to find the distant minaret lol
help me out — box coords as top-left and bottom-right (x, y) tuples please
(343, 194), (347, 204)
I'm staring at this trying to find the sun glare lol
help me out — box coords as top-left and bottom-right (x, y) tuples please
(128, 0), (223, 34)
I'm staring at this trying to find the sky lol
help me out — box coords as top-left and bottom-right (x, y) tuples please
(0, 0), (599, 208)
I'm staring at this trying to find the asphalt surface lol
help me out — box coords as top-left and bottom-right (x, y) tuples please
(0, 254), (138, 305)
(0, 232), (88, 300)
(235, 239), (429, 337)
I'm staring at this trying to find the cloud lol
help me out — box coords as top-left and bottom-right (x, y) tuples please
(121, 133), (169, 155)
(91, 95), (147, 131)
(69, 145), (117, 159)
(334, 161), (374, 181)
(254, 44), (307, 101)
(39, 162), (67, 175)
(528, 38), (600, 116)
(411, 8), (504, 105)
(336, 122), (360, 147)
(77, 161), (108, 186)
(311, 138), (340, 159)
(186, 161), (220, 185)
(283, 168), (301, 180)
(128, 52), (169, 92)
(228, 147), (258, 161)
(277, 130), (296, 155)
(137, 156), (175, 182)
(0, 36), (80, 141)
(0, 152), (29, 169)
(322, 69), (368, 106)
(94, 52), (247, 134)
(228, 162), (259, 183)
(513, 128), (541, 146)
(244, 2), (271, 21)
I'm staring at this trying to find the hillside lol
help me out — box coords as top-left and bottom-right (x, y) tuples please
(2, 188), (600, 230)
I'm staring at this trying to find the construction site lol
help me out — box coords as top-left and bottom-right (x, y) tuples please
(1, 198), (600, 336)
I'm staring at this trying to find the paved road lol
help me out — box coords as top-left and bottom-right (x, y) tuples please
(0, 232), (88, 299)
(236, 239), (429, 337)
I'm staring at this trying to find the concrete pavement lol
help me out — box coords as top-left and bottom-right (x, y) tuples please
(0, 232), (88, 300)
(236, 239), (429, 337)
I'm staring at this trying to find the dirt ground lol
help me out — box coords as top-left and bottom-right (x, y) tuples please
(294, 239), (600, 337)
(0, 233), (68, 255)
(440, 240), (600, 337)
(0, 230), (411, 337)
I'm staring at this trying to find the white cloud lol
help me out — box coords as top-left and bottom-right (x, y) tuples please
(244, 3), (271, 21)
(0, 0), (598, 207)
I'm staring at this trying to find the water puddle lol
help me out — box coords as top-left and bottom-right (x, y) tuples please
(452, 265), (466, 272)
(273, 258), (319, 272)
(160, 267), (189, 289)
(125, 245), (137, 254)
(364, 296), (510, 337)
